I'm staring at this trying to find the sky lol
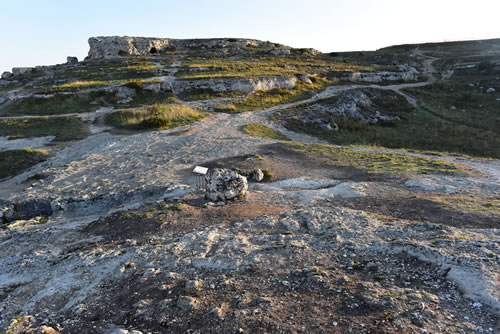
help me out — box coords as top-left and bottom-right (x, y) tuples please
(1, 0), (500, 73)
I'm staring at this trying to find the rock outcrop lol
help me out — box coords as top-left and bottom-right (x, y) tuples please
(1, 71), (13, 79)
(204, 168), (248, 202)
(329, 65), (419, 83)
(288, 88), (405, 132)
(12, 67), (34, 76)
(87, 36), (280, 59)
(173, 76), (297, 94)
(66, 56), (79, 64)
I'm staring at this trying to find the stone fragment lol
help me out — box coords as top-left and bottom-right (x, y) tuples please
(114, 86), (136, 98)
(296, 74), (313, 84)
(66, 56), (78, 64)
(252, 169), (264, 182)
(204, 168), (248, 202)
(12, 67), (34, 76)
(176, 296), (198, 312)
(1, 71), (13, 79)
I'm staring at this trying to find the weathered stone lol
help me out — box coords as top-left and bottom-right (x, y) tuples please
(296, 74), (313, 84)
(185, 279), (203, 294)
(1, 205), (15, 222)
(14, 199), (53, 220)
(0, 97), (6, 105)
(328, 67), (419, 83)
(252, 169), (264, 182)
(66, 56), (79, 64)
(269, 48), (291, 56)
(12, 67), (34, 76)
(176, 296), (198, 312)
(114, 86), (136, 98)
(87, 36), (279, 59)
(1, 71), (13, 79)
(38, 325), (59, 334)
(173, 76), (296, 94)
(0, 79), (20, 87)
(486, 87), (496, 93)
(117, 97), (133, 104)
(142, 83), (162, 93)
(204, 168), (248, 202)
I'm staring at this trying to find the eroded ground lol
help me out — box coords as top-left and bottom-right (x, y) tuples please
(0, 39), (499, 333)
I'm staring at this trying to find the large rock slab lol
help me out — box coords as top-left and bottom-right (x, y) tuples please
(173, 76), (297, 94)
(87, 36), (279, 58)
(12, 67), (34, 76)
(204, 168), (248, 202)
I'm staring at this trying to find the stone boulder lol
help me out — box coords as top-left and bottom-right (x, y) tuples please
(66, 56), (79, 64)
(12, 67), (34, 76)
(142, 83), (162, 93)
(0, 79), (19, 87)
(1, 71), (13, 79)
(173, 76), (296, 94)
(0, 97), (6, 105)
(252, 169), (264, 182)
(113, 86), (137, 98)
(204, 168), (248, 202)
(296, 74), (313, 84)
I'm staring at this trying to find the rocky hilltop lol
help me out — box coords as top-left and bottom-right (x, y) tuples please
(0, 36), (499, 333)
(87, 36), (319, 59)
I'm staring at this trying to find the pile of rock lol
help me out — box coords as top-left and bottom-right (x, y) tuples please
(204, 168), (248, 202)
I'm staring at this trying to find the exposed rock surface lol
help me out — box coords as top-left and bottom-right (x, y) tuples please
(87, 36), (280, 59)
(204, 168), (248, 202)
(287, 88), (405, 132)
(66, 56), (78, 64)
(330, 65), (419, 83)
(173, 76), (297, 94)
(1, 71), (13, 79)
(12, 67), (34, 76)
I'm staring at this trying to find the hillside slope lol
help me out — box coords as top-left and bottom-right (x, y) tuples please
(0, 37), (499, 333)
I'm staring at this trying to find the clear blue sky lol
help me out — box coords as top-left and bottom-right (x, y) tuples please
(1, 0), (499, 72)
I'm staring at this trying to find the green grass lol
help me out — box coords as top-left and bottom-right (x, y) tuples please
(243, 123), (288, 140)
(427, 195), (500, 217)
(285, 142), (470, 175)
(404, 83), (500, 133)
(0, 116), (89, 141)
(0, 148), (49, 179)
(105, 103), (205, 130)
(0, 92), (105, 116)
(229, 78), (329, 112)
(177, 88), (243, 101)
(276, 93), (500, 159)
(1, 88), (177, 117)
(49, 58), (160, 82)
(177, 55), (374, 79)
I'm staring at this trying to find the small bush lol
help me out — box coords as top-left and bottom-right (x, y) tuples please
(243, 123), (288, 140)
(262, 169), (272, 181)
(105, 104), (205, 130)
(125, 80), (143, 90)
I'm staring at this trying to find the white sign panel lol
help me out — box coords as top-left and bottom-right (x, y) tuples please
(193, 166), (208, 175)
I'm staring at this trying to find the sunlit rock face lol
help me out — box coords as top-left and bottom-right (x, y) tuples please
(87, 36), (281, 59)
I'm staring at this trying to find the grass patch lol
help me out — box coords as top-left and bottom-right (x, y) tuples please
(0, 92), (105, 116)
(285, 142), (469, 175)
(177, 55), (374, 79)
(229, 77), (329, 112)
(0, 148), (49, 179)
(49, 58), (159, 82)
(0, 116), (89, 141)
(243, 123), (288, 140)
(428, 195), (500, 217)
(404, 82), (500, 133)
(105, 103), (205, 130)
(277, 96), (500, 159)
(177, 88), (243, 101)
